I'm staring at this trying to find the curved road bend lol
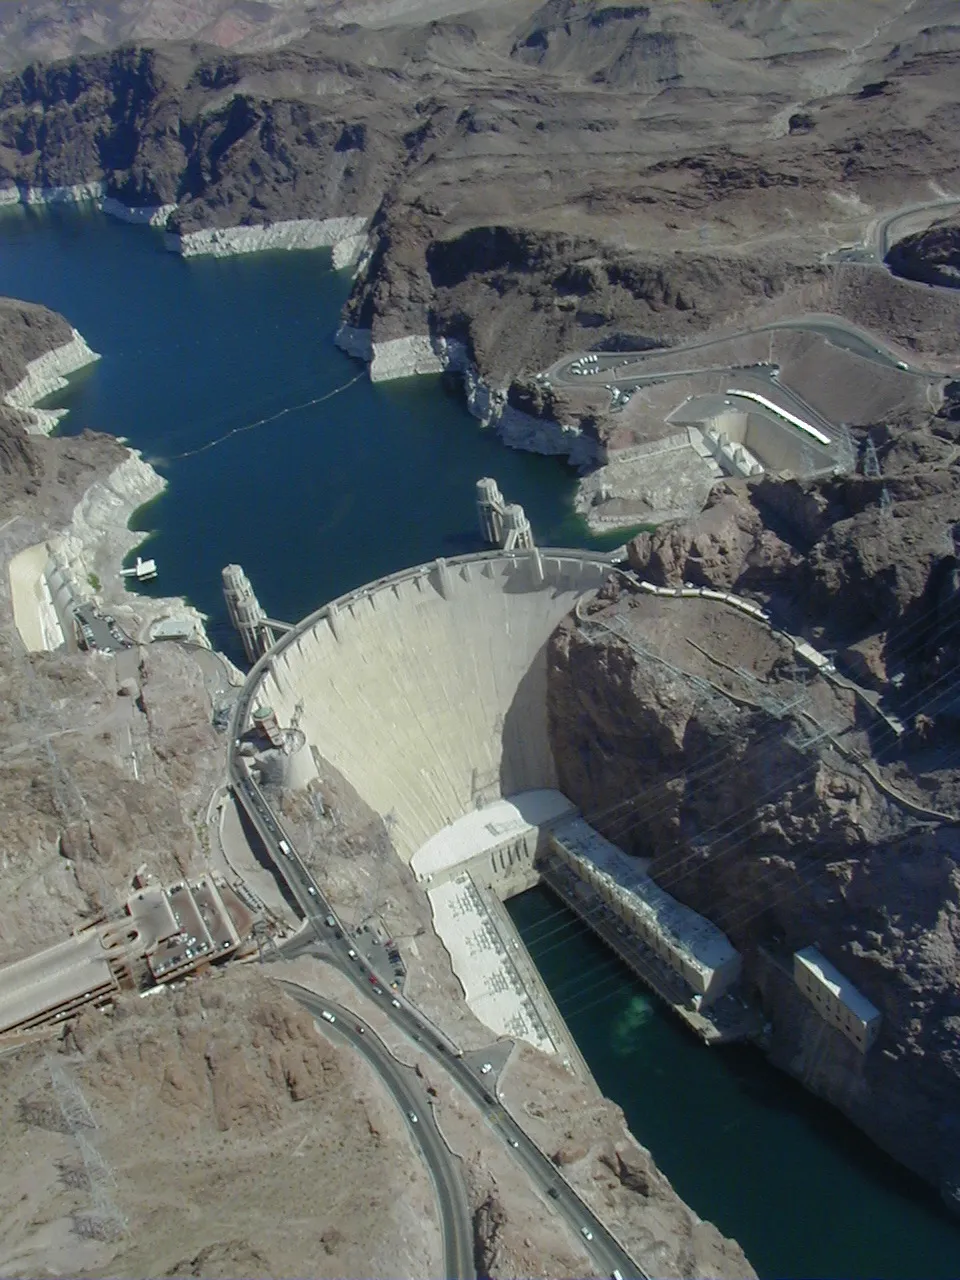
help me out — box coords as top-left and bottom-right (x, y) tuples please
(280, 984), (475, 1280)
(874, 196), (960, 260)
(227, 679), (647, 1279)
(547, 314), (936, 391)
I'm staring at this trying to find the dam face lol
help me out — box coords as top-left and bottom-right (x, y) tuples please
(250, 550), (613, 861)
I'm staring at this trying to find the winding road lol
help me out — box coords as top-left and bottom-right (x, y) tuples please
(545, 311), (938, 399)
(546, 193), (960, 398)
(227, 662), (647, 1280)
(280, 984), (475, 1280)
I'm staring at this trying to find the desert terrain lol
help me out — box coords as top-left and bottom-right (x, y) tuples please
(0, 0), (959, 1274)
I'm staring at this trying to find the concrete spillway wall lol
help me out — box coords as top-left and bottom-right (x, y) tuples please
(247, 550), (613, 862)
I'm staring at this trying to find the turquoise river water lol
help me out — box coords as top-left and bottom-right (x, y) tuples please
(1, 204), (958, 1278)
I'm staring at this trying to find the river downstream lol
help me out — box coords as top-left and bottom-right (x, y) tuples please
(1, 203), (959, 1278)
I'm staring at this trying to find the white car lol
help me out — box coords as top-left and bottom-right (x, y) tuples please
(391, 998), (401, 1008)
(580, 1227), (593, 1242)
(407, 1111), (418, 1124)
(480, 1062), (493, 1075)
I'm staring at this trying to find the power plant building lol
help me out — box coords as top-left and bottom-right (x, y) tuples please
(793, 946), (881, 1052)
(548, 817), (741, 1006)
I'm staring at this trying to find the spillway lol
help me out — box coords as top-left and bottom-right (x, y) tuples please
(248, 550), (614, 861)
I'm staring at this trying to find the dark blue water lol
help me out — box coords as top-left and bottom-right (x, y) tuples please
(508, 885), (960, 1279)
(2, 203), (958, 1278)
(0, 204), (626, 659)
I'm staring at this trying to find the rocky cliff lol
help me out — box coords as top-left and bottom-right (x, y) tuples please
(0, 296), (123, 518)
(547, 407), (960, 1208)
(887, 217), (960, 290)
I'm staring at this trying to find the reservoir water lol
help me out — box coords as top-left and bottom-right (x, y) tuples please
(2, 204), (959, 1278)
(0, 204), (624, 662)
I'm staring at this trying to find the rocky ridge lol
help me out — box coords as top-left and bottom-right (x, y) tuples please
(0, 4), (958, 385)
(886, 216), (960, 290)
(547, 413), (960, 1209)
(1, 4), (959, 495)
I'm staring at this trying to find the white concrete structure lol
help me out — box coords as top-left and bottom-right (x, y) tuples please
(475, 478), (535, 550)
(412, 790), (576, 887)
(725, 388), (832, 446)
(223, 563), (271, 664)
(670, 393), (838, 478)
(8, 542), (65, 652)
(501, 503), (534, 551)
(428, 872), (556, 1053)
(702, 424), (765, 479)
(245, 550), (613, 862)
(476, 477), (506, 546)
(794, 946), (881, 1052)
(549, 817), (741, 1006)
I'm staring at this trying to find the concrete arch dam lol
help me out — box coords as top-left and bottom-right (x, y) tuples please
(247, 550), (614, 862)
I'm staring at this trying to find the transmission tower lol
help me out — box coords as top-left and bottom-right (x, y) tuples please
(74, 1132), (126, 1241)
(47, 1058), (126, 1241)
(48, 1058), (96, 1131)
(835, 423), (857, 475)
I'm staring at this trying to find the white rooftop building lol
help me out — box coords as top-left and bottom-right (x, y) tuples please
(793, 946), (881, 1052)
(548, 817), (741, 1006)
(412, 789), (576, 887)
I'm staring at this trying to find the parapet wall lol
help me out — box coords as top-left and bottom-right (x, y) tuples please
(246, 550), (613, 861)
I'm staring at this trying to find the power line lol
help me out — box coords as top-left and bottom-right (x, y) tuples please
(47, 1058), (126, 1242)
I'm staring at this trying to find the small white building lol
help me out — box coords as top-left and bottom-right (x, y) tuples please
(793, 946), (881, 1052)
(412, 789), (576, 893)
(548, 818), (741, 1006)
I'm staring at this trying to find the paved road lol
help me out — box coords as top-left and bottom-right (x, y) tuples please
(281, 984), (475, 1280)
(547, 194), (960, 396)
(227, 679), (646, 1279)
(546, 311), (936, 396)
(872, 195), (960, 260)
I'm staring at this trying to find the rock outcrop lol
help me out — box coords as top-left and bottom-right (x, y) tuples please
(0, 297), (123, 519)
(549, 395), (960, 1210)
(886, 217), (960, 290)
